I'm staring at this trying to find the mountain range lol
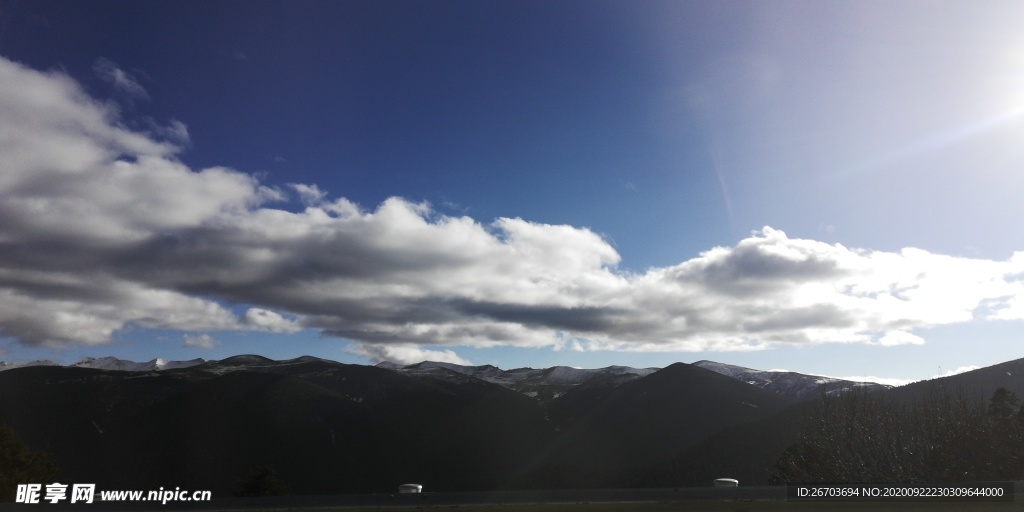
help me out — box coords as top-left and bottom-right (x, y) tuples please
(0, 354), (1018, 495)
(0, 356), (206, 372)
(7, 355), (887, 390)
(0, 355), (889, 402)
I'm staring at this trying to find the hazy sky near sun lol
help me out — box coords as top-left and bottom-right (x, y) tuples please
(1, 0), (1023, 383)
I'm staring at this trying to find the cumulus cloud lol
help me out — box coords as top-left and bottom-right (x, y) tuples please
(2, 55), (1024, 355)
(93, 58), (149, 100)
(347, 342), (473, 366)
(183, 333), (217, 349)
(244, 308), (300, 333)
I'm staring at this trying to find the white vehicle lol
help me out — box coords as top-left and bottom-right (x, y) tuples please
(398, 483), (422, 493)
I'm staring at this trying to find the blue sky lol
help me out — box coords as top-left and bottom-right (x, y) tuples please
(1, 1), (1023, 384)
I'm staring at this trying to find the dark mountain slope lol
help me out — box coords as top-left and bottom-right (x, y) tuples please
(13, 356), (1016, 493)
(535, 362), (794, 487)
(131, 369), (386, 495)
(693, 360), (890, 401)
(0, 366), (205, 489)
(653, 399), (814, 486)
(886, 356), (1024, 404)
(390, 360), (657, 402)
(0, 361), (559, 494)
(658, 357), (1024, 486)
(203, 356), (562, 480)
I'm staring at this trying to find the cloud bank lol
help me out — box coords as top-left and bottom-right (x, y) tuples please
(2, 56), (1024, 355)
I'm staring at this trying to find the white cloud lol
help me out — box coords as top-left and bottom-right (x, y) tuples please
(183, 333), (217, 349)
(873, 331), (926, 347)
(244, 308), (300, 333)
(831, 365), (983, 387)
(347, 343), (472, 366)
(289, 183), (327, 205)
(832, 375), (915, 387)
(161, 119), (190, 144)
(92, 58), (149, 100)
(2, 55), (1024, 356)
(933, 365), (980, 379)
(0, 281), (241, 346)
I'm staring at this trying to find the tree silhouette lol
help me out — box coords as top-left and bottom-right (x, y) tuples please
(987, 387), (1019, 419)
(235, 465), (289, 497)
(982, 388), (1024, 479)
(769, 385), (1000, 483)
(0, 425), (61, 502)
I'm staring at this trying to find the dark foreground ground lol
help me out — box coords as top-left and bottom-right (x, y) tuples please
(4, 486), (1024, 512)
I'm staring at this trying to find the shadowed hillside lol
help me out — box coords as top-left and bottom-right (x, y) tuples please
(0, 358), (557, 494)
(4, 356), (1024, 495)
(530, 363), (794, 488)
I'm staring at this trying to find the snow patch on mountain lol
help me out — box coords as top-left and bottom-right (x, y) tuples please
(0, 359), (59, 372)
(84, 357), (206, 372)
(72, 356), (207, 372)
(0, 357), (207, 372)
(693, 360), (891, 401)
(388, 361), (659, 400)
(692, 360), (760, 379)
(155, 358), (207, 370)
